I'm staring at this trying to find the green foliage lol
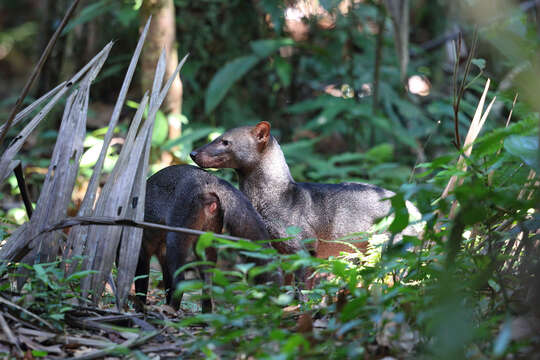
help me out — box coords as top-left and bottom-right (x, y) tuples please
(1, 259), (94, 330)
(162, 111), (539, 358)
(205, 38), (294, 115)
(2, 0), (540, 358)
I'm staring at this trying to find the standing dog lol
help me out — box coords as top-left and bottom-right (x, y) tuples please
(136, 164), (282, 312)
(190, 122), (421, 263)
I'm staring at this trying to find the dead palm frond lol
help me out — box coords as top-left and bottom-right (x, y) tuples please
(0, 17), (189, 309)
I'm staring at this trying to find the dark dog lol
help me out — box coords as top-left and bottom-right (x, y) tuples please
(191, 122), (421, 263)
(136, 164), (282, 312)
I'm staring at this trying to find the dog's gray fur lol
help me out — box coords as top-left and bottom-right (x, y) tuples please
(191, 122), (421, 258)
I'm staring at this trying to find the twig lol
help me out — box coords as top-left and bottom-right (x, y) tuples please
(452, 29), (478, 151)
(0, 0), (82, 148)
(70, 305), (125, 316)
(372, 5), (386, 116)
(0, 295), (55, 330)
(36, 216), (253, 243)
(67, 330), (161, 360)
(14, 163), (33, 219)
(3, 311), (42, 331)
(18, 327), (114, 348)
(0, 311), (22, 355)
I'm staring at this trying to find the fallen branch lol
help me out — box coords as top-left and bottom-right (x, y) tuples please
(0, 295), (54, 330)
(36, 215), (253, 243)
(67, 330), (161, 360)
(0, 312), (22, 355)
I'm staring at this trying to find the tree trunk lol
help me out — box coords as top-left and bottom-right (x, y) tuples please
(140, 0), (183, 155)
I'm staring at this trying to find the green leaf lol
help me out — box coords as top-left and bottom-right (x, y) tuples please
(235, 263), (255, 274)
(33, 264), (50, 286)
(213, 237), (261, 251)
(504, 135), (539, 171)
(174, 261), (216, 278)
(364, 143), (394, 163)
(487, 278), (501, 292)
(151, 110), (168, 146)
(271, 293), (293, 306)
(80, 142), (105, 168)
(239, 250), (274, 260)
(275, 57), (292, 87)
(66, 270), (97, 281)
(205, 55), (261, 114)
(389, 194), (409, 234)
(175, 280), (204, 293)
(31, 350), (48, 358)
(471, 58), (486, 70)
(250, 38), (294, 58)
(195, 232), (215, 260)
(163, 127), (219, 150)
(283, 333), (310, 353)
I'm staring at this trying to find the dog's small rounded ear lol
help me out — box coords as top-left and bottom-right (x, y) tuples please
(252, 121), (271, 148)
(201, 192), (220, 216)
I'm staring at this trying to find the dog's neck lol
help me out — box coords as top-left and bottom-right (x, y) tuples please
(238, 136), (293, 199)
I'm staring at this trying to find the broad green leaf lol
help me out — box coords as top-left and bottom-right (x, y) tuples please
(205, 55), (261, 115)
(250, 38), (294, 58)
(163, 127), (219, 150)
(389, 194), (409, 234)
(33, 264), (50, 286)
(271, 293), (293, 306)
(213, 237), (261, 251)
(175, 280), (204, 293)
(504, 135), (539, 171)
(364, 143), (394, 163)
(283, 334), (310, 353)
(471, 58), (486, 70)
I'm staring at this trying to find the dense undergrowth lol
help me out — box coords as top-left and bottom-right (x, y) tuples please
(1, 107), (538, 358)
(1, 0), (539, 358)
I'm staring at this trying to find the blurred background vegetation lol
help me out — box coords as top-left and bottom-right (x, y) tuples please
(2, 0), (537, 194)
(0, 0), (538, 191)
(0, 0), (539, 358)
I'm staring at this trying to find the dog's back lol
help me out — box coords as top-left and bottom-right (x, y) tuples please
(137, 165), (280, 311)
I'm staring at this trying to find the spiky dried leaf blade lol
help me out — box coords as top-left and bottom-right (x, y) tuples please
(0, 82), (66, 135)
(19, 55), (108, 268)
(82, 48), (175, 304)
(115, 124), (152, 309)
(0, 44), (112, 263)
(66, 19), (151, 275)
(115, 52), (188, 308)
(0, 42), (113, 184)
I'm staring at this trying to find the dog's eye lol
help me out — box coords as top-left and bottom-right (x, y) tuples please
(222, 139), (230, 146)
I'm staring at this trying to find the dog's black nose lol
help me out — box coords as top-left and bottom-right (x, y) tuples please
(190, 150), (198, 160)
